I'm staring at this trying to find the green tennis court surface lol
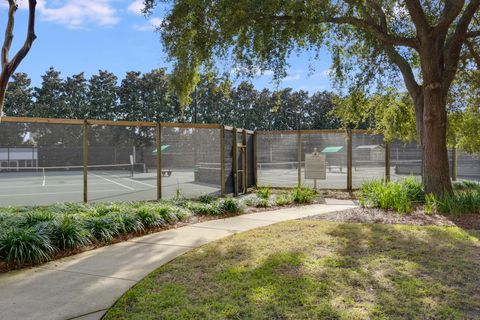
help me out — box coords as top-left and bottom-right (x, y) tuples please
(0, 166), (221, 207)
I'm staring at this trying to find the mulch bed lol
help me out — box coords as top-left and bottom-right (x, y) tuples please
(306, 207), (480, 230)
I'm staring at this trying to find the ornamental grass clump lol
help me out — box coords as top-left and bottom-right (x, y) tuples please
(49, 214), (92, 250)
(0, 226), (57, 264)
(425, 190), (480, 215)
(358, 178), (424, 213)
(256, 186), (272, 200)
(218, 198), (242, 214)
(290, 186), (317, 204)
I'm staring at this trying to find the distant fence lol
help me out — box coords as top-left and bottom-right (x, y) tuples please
(0, 116), (479, 206)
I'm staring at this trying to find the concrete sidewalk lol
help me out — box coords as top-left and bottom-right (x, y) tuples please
(0, 200), (356, 320)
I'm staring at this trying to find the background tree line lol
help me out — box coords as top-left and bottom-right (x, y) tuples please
(3, 67), (341, 131)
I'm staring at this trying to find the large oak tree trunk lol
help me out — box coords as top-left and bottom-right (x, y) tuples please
(421, 83), (452, 195)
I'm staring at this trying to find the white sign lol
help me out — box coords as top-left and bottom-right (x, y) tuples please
(129, 155), (134, 165)
(305, 151), (326, 180)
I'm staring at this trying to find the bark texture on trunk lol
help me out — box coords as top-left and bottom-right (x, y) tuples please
(422, 85), (452, 195)
(417, 39), (453, 195)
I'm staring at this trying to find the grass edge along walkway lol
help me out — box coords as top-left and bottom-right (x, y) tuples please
(0, 201), (356, 320)
(106, 219), (480, 320)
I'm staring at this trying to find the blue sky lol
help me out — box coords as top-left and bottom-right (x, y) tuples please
(2, 0), (333, 93)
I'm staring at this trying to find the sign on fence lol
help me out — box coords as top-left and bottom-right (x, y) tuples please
(305, 148), (326, 180)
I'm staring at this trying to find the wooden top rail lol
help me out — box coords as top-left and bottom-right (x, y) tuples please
(1, 116), (374, 135)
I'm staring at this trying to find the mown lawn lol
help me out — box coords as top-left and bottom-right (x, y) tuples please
(105, 220), (480, 320)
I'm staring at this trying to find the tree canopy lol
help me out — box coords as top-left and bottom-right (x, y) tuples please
(143, 0), (480, 194)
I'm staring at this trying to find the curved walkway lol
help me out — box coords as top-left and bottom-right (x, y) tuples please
(0, 199), (356, 320)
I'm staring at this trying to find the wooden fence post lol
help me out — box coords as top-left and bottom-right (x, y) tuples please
(253, 131), (258, 188)
(385, 141), (391, 182)
(452, 145), (458, 181)
(156, 122), (162, 200)
(220, 125), (226, 195)
(297, 131), (302, 188)
(232, 128), (238, 196)
(83, 120), (88, 203)
(347, 129), (353, 191)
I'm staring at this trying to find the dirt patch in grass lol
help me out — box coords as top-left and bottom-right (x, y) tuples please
(105, 220), (480, 320)
(308, 207), (480, 230)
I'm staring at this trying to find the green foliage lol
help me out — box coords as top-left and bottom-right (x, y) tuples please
(0, 227), (56, 264)
(424, 191), (480, 215)
(135, 206), (166, 229)
(197, 194), (216, 204)
(255, 186), (272, 200)
(84, 216), (119, 243)
(50, 215), (91, 250)
(332, 89), (417, 142)
(358, 178), (424, 213)
(218, 198), (242, 214)
(453, 180), (480, 192)
(274, 193), (294, 206)
(255, 198), (271, 208)
(289, 187), (317, 204)
(187, 202), (221, 215)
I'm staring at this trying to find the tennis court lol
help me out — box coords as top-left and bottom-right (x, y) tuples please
(0, 165), (221, 207)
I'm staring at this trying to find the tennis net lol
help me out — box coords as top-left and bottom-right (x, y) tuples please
(0, 163), (147, 178)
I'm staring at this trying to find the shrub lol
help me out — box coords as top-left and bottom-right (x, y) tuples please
(50, 215), (92, 249)
(187, 201), (221, 215)
(197, 194), (216, 204)
(289, 186), (317, 204)
(274, 193), (294, 206)
(111, 212), (144, 235)
(358, 178), (424, 213)
(453, 180), (480, 192)
(21, 210), (55, 227)
(0, 226), (56, 264)
(218, 198), (242, 214)
(134, 206), (166, 228)
(255, 198), (271, 208)
(256, 186), (271, 200)
(426, 190), (480, 215)
(84, 216), (119, 242)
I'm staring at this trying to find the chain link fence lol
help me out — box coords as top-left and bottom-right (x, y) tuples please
(1, 116), (479, 206)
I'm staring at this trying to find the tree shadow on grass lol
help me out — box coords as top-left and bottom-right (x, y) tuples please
(105, 221), (480, 320)
(325, 222), (480, 319)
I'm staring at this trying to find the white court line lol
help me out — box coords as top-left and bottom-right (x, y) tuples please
(90, 173), (135, 191)
(0, 189), (126, 197)
(101, 172), (156, 188)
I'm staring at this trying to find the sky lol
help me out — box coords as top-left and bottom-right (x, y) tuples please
(1, 0), (334, 94)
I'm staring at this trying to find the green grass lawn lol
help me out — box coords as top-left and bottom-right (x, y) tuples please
(105, 221), (480, 320)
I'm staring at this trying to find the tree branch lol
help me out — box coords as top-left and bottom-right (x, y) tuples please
(434, 0), (465, 35)
(404, 0), (431, 35)
(465, 39), (480, 68)
(3, 0), (37, 79)
(466, 30), (480, 37)
(2, 0), (16, 69)
(444, 0), (480, 88)
(383, 45), (421, 97)
(270, 14), (418, 48)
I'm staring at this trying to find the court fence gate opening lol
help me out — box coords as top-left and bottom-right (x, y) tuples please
(0, 116), (478, 207)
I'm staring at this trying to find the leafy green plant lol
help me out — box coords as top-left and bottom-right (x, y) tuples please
(21, 210), (55, 227)
(135, 206), (166, 228)
(187, 201), (220, 215)
(289, 187), (317, 204)
(274, 193), (294, 206)
(84, 216), (119, 242)
(428, 190), (480, 215)
(453, 180), (480, 192)
(111, 212), (144, 235)
(358, 178), (424, 213)
(256, 186), (271, 200)
(197, 194), (216, 204)
(255, 198), (271, 208)
(0, 227), (56, 264)
(50, 215), (92, 249)
(424, 193), (437, 214)
(218, 198), (242, 214)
